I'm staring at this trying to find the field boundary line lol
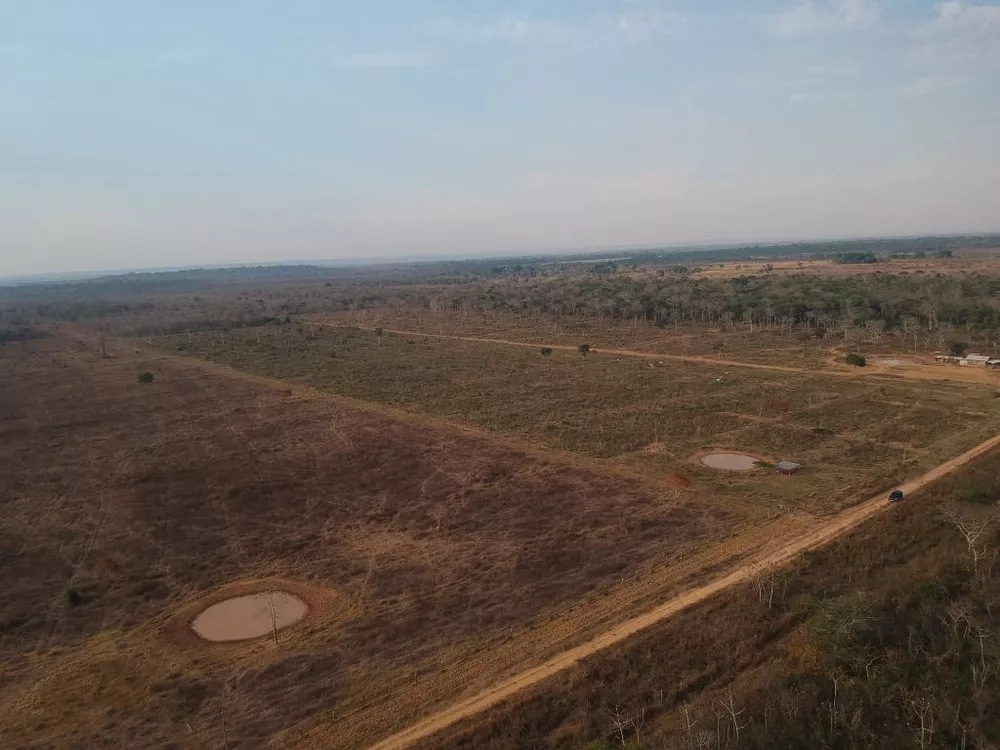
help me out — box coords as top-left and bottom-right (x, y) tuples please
(308, 320), (1000, 385)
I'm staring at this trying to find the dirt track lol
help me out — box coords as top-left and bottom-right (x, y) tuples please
(311, 322), (1000, 385)
(359, 432), (1000, 750)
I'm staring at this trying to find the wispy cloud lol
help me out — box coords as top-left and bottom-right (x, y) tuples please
(901, 73), (961, 97)
(425, 16), (577, 46)
(424, 7), (683, 50)
(333, 50), (433, 69)
(747, 63), (861, 91)
(912, 1), (1000, 72)
(772, 0), (880, 36)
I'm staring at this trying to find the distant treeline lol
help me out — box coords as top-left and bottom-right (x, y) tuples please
(399, 271), (1000, 333)
(2, 234), (997, 293)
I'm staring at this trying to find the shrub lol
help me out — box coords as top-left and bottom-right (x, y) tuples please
(540, 347), (553, 356)
(65, 587), (82, 607)
(949, 341), (969, 356)
(958, 487), (995, 505)
(578, 344), (591, 356)
(811, 594), (874, 656)
(845, 353), (867, 367)
(137, 372), (154, 383)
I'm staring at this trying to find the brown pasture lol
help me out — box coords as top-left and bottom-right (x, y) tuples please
(0, 332), (732, 749)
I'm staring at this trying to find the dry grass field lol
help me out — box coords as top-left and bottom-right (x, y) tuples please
(156, 322), (1000, 519)
(6, 251), (1000, 749)
(1, 331), (741, 749)
(422, 446), (1000, 749)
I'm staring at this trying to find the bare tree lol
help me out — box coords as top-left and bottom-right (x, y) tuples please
(945, 507), (993, 570)
(907, 695), (934, 749)
(719, 691), (750, 740)
(608, 706), (634, 747)
(682, 701), (697, 750)
(754, 569), (785, 611)
(267, 594), (279, 647)
(633, 706), (646, 749)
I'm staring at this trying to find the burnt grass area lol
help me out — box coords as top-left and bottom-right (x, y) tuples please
(427, 452), (1000, 750)
(0, 335), (730, 749)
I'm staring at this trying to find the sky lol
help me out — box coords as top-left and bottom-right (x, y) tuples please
(1, 1), (999, 276)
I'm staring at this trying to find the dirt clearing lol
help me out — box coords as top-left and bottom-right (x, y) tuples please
(191, 592), (307, 642)
(699, 453), (761, 471)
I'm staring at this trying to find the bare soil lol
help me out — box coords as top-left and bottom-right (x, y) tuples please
(699, 453), (760, 471)
(191, 592), (307, 642)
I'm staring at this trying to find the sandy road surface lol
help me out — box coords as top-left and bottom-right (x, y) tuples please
(361, 432), (1000, 750)
(310, 322), (999, 385)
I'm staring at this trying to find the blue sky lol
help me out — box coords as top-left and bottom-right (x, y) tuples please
(2, 1), (999, 275)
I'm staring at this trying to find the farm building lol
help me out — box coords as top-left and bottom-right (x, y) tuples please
(934, 353), (1000, 368)
(961, 354), (991, 367)
(775, 461), (802, 475)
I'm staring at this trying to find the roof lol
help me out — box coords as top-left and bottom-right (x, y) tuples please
(966, 354), (991, 362)
(775, 461), (802, 471)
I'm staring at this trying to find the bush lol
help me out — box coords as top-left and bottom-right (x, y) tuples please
(578, 344), (591, 356)
(949, 341), (969, 356)
(65, 587), (82, 607)
(137, 372), (154, 383)
(958, 487), (995, 505)
(540, 347), (553, 356)
(845, 353), (867, 367)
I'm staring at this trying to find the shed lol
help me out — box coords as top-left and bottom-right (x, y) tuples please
(775, 461), (802, 475)
(961, 354), (991, 367)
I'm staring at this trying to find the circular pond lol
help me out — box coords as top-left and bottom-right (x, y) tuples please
(191, 591), (308, 642)
(700, 453), (760, 471)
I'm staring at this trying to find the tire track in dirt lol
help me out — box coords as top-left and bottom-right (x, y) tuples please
(345, 432), (1000, 750)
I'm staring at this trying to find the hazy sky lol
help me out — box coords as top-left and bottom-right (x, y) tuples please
(2, 1), (999, 276)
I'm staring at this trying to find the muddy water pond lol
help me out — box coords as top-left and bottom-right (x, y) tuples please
(191, 591), (308, 642)
(700, 453), (760, 471)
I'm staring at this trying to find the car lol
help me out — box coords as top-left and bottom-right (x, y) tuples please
(888, 489), (904, 503)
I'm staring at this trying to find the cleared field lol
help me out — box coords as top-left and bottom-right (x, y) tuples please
(0, 334), (731, 749)
(317, 310), (837, 370)
(157, 323), (1000, 517)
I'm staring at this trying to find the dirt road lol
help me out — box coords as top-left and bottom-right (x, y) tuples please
(362, 432), (1000, 750)
(310, 322), (998, 385)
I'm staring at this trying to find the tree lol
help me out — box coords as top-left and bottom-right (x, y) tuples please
(944, 507), (993, 570)
(845, 353), (867, 367)
(137, 372), (154, 383)
(579, 343), (592, 356)
(541, 347), (553, 356)
(949, 341), (969, 357)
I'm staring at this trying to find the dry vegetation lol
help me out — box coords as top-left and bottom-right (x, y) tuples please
(425, 448), (1000, 749)
(0, 333), (731, 748)
(5, 243), (1000, 749)
(156, 322), (1000, 517)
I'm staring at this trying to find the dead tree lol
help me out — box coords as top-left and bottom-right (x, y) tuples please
(907, 696), (934, 749)
(682, 701), (697, 750)
(754, 569), (786, 611)
(945, 508), (993, 570)
(268, 594), (279, 647)
(607, 706), (634, 747)
(719, 691), (750, 741)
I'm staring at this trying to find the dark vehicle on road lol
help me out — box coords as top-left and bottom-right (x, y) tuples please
(888, 489), (904, 503)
